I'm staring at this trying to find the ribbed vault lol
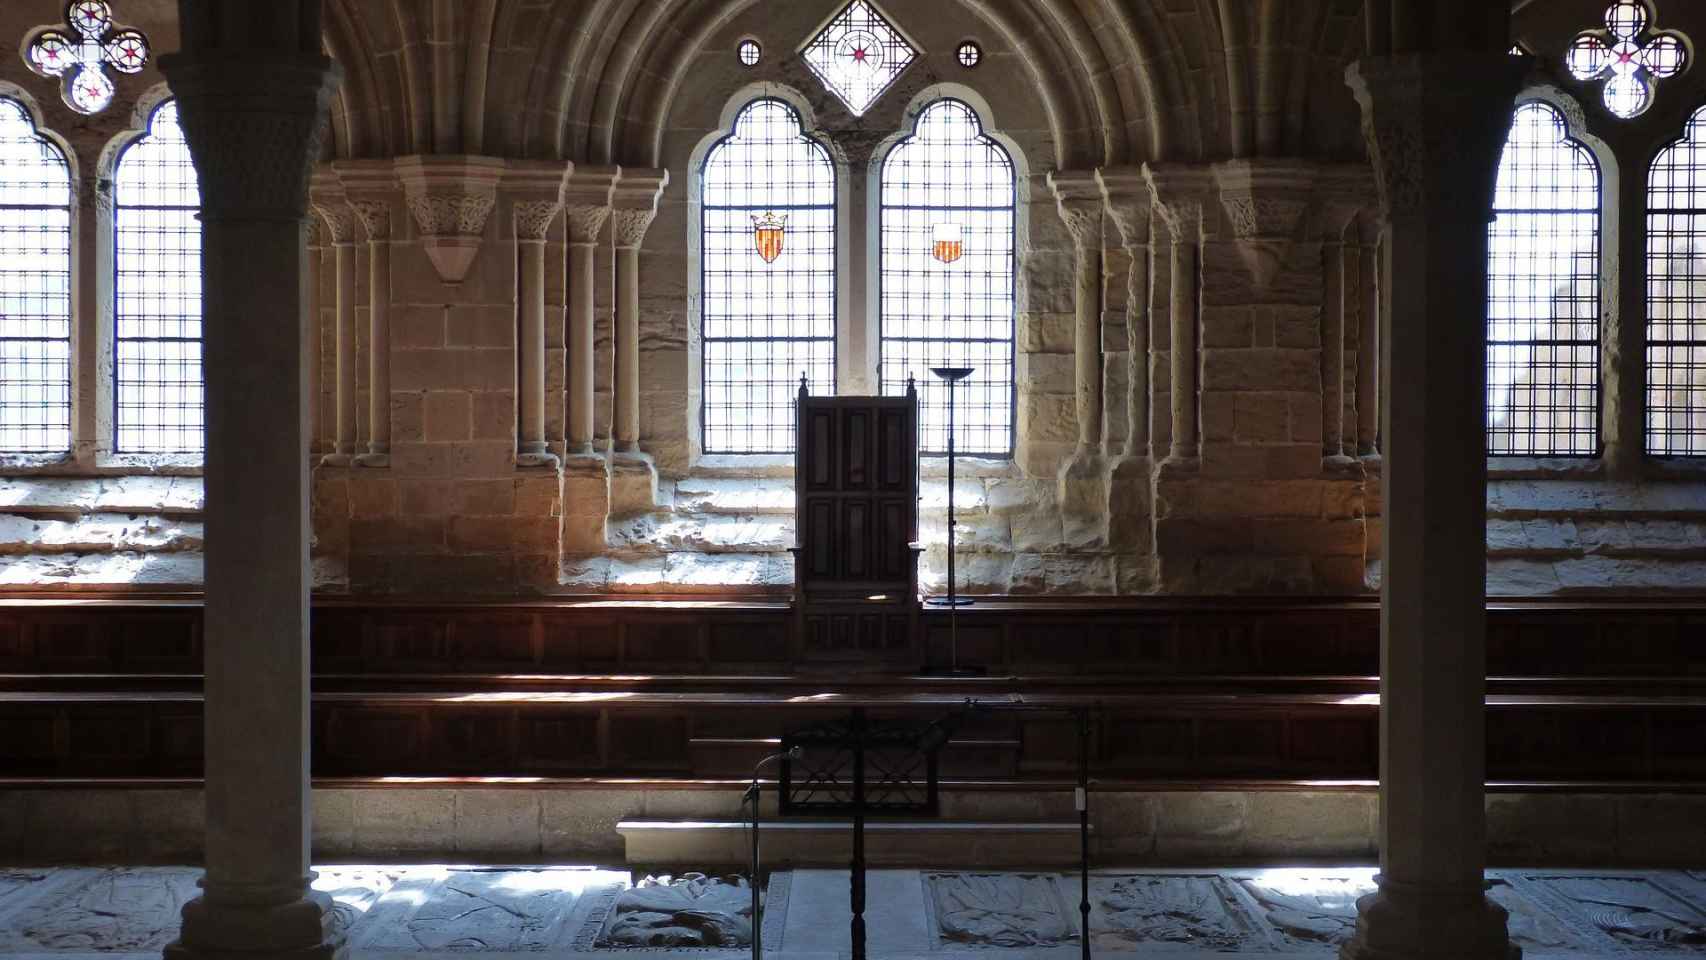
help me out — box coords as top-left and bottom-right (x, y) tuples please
(316, 0), (1377, 166)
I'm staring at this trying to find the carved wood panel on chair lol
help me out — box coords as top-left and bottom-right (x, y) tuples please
(793, 380), (921, 664)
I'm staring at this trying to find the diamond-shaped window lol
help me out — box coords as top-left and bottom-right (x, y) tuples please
(801, 1), (917, 117)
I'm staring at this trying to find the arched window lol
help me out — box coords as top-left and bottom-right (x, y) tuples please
(0, 97), (72, 454)
(1647, 104), (1706, 457)
(879, 98), (1015, 456)
(1486, 100), (1601, 456)
(113, 99), (202, 455)
(700, 98), (836, 454)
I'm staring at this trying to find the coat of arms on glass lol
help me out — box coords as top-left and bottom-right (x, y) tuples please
(24, 1), (151, 115)
(1567, 1), (1689, 119)
(802, 1), (917, 117)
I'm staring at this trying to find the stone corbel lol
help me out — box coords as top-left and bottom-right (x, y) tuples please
(396, 155), (506, 284)
(1211, 159), (1318, 293)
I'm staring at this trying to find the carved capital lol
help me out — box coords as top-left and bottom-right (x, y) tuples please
(564, 203), (612, 246)
(1347, 53), (1527, 221)
(514, 200), (563, 242)
(408, 193), (496, 238)
(156, 54), (339, 221)
(1048, 169), (1103, 250)
(348, 198), (391, 241)
(1213, 159), (1317, 241)
(610, 167), (669, 251)
(1096, 166), (1151, 250)
(563, 165), (621, 247)
(1142, 164), (1214, 245)
(312, 200), (356, 244)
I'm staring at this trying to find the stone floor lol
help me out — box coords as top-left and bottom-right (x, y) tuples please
(2, 865), (1705, 958)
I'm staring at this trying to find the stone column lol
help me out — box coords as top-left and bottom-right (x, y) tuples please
(1340, 52), (1526, 960)
(515, 198), (563, 467)
(1048, 171), (1105, 458)
(1143, 167), (1212, 463)
(562, 168), (618, 456)
(156, 3), (340, 958)
(1098, 168), (1156, 562)
(610, 170), (668, 456)
(312, 197), (358, 466)
(1315, 185), (1363, 466)
(1357, 213), (1382, 457)
(348, 196), (393, 467)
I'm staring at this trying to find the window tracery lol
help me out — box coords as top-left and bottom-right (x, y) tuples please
(801, 1), (916, 117)
(1486, 101), (1602, 457)
(0, 97), (73, 454)
(1566, 0), (1688, 120)
(113, 99), (203, 455)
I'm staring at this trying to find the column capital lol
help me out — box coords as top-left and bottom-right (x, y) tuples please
(1348, 52), (1528, 222)
(1141, 163), (1214, 245)
(334, 159), (400, 243)
(1048, 169), (1104, 249)
(157, 53), (340, 221)
(1095, 166), (1151, 250)
(396, 155), (507, 283)
(1211, 158), (1317, 242)
(309, 173), (356, 246)
(611, 167), (669, 250)
(514, 199), (564, 242)
(1311, 165), (1378, 241)
(564, 165), (620, 247)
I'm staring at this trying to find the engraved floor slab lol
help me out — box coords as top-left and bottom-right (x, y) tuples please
(1224, 869), (1372, 952)
(1088, 873), (1271, 952)
(360, 868), (618, 952)
(1503, 873), (1706, 951)
(925, 873), (1077, 949)
(0, 868), (199, 953)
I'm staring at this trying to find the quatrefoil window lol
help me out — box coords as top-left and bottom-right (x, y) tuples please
(1567, 0), (1689, 119)
(23, 1), (151, 115)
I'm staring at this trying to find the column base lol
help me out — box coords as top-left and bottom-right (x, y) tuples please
(1339, 876), (1517, 960)
(166, 891), (345, 960)
(318, 453), (352, 467)
(610, 451), (658, 515)
(516, 451), (561, 469)
(1157, 452), (1200, 478)
(352, 452), (390, 468)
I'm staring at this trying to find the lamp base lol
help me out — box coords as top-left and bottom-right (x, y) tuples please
(924, 596), (975, 607)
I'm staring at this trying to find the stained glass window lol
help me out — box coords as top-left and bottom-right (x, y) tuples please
(957, 42), (982, 68)
(1486, 102), (1601, 456)
(1646, 104), (1706, 456)
(114, 99), (203, 455)
(801, 1), (917, 117)
(701, 98), (836, 454)
(737, 40), (761, 67)
(23, 0), (150, 116)
(1566, 0), (1687, 120)
(0, 98), (73, 454)
(879, 99), (1015, 457)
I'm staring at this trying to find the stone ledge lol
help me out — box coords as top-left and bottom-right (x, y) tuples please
(0, 513), (203, 555)
(0, 477), (203, 516)
(1488, 480), (1706, 520)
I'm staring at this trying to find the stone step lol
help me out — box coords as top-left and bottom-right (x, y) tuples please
(0, 551), (204, 589)
(560, 551), (793, 593)
(1488, 517), (1706, 559)
(617, 819), (1085, 867)
(671, 476), (795, 515)
(609, 513), (794, 555)
(0, 476), (202, 517)
(1488, 481), (1706, 521)
(0, 512), (202, 555)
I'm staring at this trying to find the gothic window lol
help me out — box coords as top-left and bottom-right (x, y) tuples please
(113, 98), (202, 455)
(0, 97), (73, 454)
(1646, 104), (1706, 456)
(700, 98), (836, 454)
(1486, 101), (1601, 456)
(879, 99), (1015, 456)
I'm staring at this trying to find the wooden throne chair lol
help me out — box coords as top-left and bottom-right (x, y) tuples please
(790, 377), (922, 666)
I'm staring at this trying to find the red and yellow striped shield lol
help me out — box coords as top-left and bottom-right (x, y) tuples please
(932, 222), (963, 265)
(752, 212), (786, 264)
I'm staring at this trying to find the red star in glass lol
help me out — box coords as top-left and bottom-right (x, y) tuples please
(850, 44), (867, 63)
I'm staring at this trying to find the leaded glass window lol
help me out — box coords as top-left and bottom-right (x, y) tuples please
(1486, 101), (1601, 456)
(0, 98), (73, 454)
(801, 1), (916, 117)
(700, 98), (836, 454)
(879, 99), (1015, 457)
(1647, 104), (1706, 456)
(114, 98), (202, 455)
